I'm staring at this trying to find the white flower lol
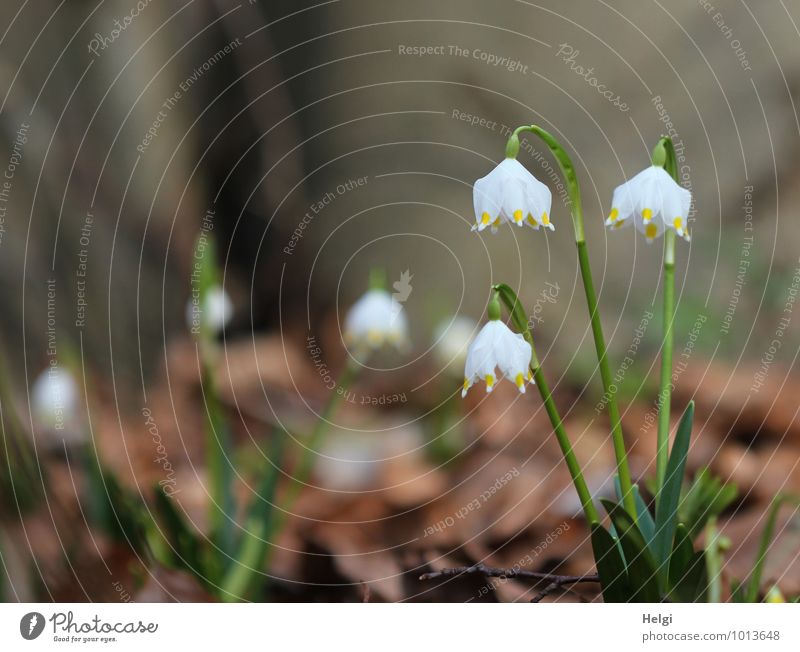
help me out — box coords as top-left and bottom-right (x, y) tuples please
(462, 320), (533, 397)
(433, 315), (477, 371)
(605, 166), (692, 243)
(472, 158), (553, 233)
(186, 285), (233, 335)
(344, 289), (408, 349)
(316, 432), (382, 491)
(31, 366), (82, 441)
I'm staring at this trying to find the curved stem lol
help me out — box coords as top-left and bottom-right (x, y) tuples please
(513, 125), (636, 519)
(200, 347), (236, 562)
(494, 284), (599, 523)
(265, 357), (359, 557)
(531, 352), (600, 524)
(576, 241), (636, 519)
(656, 230), (676, 490)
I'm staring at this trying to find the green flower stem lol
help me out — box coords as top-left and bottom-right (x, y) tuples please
(259, 357), (360, 569)
(656, 230), (676, 491)
(653, 136), (680, 497)
(493, 284), (599, 524)
(575, 240), (636, 518)
(530, 347), (601, 524)
(286, 357), (359, 510)
(512, 125), (636, 519)
(200, 351), (237, 563)
(221, 355), (360, 601)
(704, 516), (729, 603)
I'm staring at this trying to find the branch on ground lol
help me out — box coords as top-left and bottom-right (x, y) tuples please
(419, 563), (600, 603)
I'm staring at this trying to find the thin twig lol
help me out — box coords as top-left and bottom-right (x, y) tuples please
(419, 563), (599, 588)
(528, 574), (598, 603)
(420, 563), (599, 603)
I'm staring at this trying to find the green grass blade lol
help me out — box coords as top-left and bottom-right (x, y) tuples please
(602, 499), (661, 602)
(654, 402), (694, 567)
(590, 522), (630, 603)
(745, 493), (800, 602)
(220, 432), (286, 601)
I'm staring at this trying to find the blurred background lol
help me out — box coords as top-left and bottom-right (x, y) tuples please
(0, 0), (798, 602)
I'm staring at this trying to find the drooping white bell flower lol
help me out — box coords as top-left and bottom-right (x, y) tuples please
(433, 315), (477, 372)
(186, 285), (233, 335)
(344, 288), (408, 349)
(31, 366), (82, 442)
(472, 158), (553, 233)
(605, 166), (692, 243)
(462, 319), (533, 397)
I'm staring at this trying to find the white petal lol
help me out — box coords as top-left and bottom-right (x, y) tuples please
(473, 176), (501, 231)
(462, 320), (532, 397)
(344, 289), (408, 349)
(527, 181), (553, 230)
(471, 159), (553, 234)
(501, 180), (528, 226)
(634, 212), (665, 242)
(607, 181), (636, 227)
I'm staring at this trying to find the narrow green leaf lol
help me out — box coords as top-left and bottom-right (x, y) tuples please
(730, 578), (746, 603)
(668, 523), (694, 593)
(194, 232), (236, 564)
(745, 493), (800, 602)
(614, 475), (655, 552)
(602, 499), (661, 602)
(679, 467), (738, 540)
(634, 486), (656, 551)
(590, 522), (630, 603)
(153, 485), (205, 577)
(672, 550), (708, 602)
(654, 402), (695, 566)
(220, 432), (286, 601)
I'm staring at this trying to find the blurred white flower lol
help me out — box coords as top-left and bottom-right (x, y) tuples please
(472, 158), (553, 233)
(605, 166), (692, 243)
(186, 285), (233, 335)
(433, 315), (477, 372)
(31, 366), (81, 441)
(316, 433), (382, 491)
(344, 289), (408, 349)
(462, 320), (533, 397)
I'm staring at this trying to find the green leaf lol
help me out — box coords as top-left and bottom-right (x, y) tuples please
(668, 523), (709, 602)
(220, 432), (286, 601)
(590, 522), (630, 603)
(614, 476), (656, 553)
(602, 499), (661, 602)
(634, 486), (656, 551)
(744, 493), (800, 602)
(672, 550), (709, 603)
(679, 467), (737, 540)
(730, 578), (746, 603)
(653, 402), (694, 567)
(668, 523), (695, 596)
(153, 485), (205, 578)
